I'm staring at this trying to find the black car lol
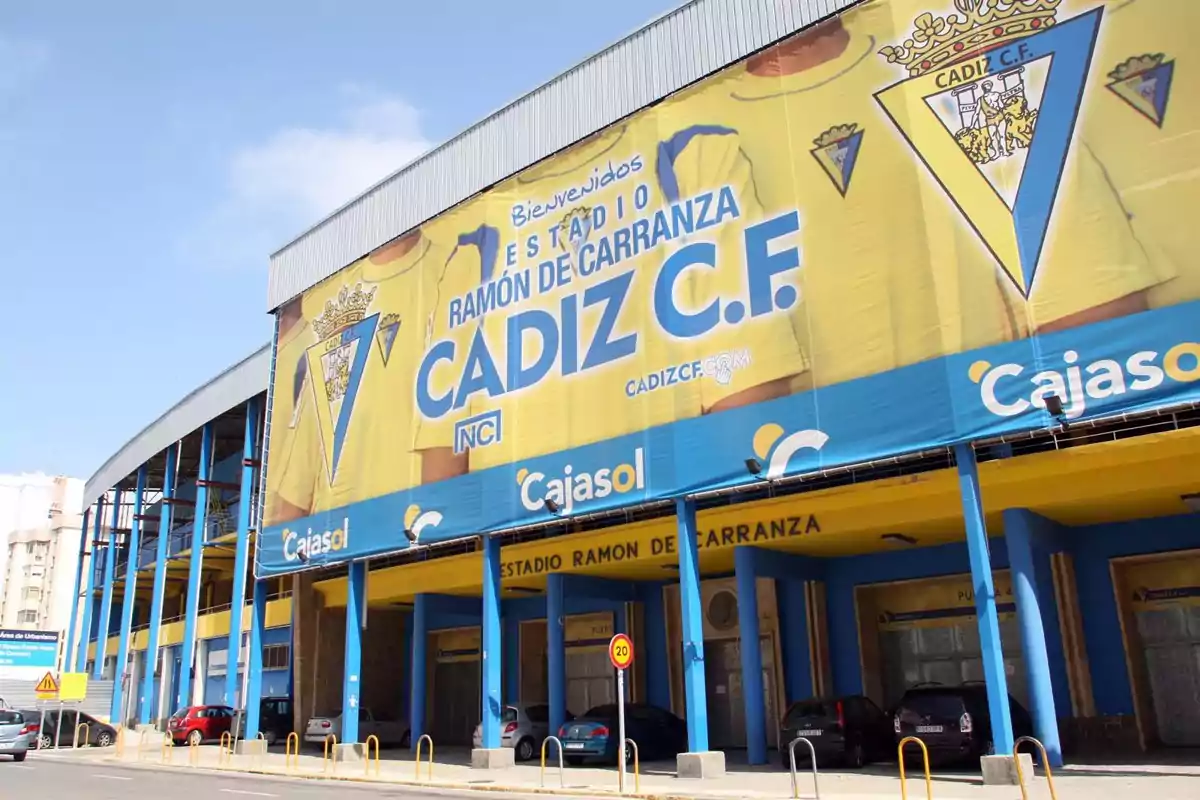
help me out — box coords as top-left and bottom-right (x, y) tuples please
(558, 703), (687, 765)
(779, 695), (894, 768)
(231, 696), (294, 745)
(36, 709), (117, 749)
(892, 684), (1033, 765)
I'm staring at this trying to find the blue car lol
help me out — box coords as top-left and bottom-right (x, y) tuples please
(0, 709), (34, 762)
(558, 703), (687, 766)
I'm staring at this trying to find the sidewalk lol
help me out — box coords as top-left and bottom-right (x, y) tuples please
(33, 733), (1200, 800)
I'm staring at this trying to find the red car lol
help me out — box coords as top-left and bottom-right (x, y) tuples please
(169, 705), (236, 745)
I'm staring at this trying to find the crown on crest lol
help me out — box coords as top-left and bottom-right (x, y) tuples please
(813, 123), (859, 148)
(312, 283), (376, 340)
(1108, 53), (1164, 82)
(879, 0), (1061, 78)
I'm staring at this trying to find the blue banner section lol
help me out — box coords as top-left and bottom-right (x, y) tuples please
(257, 300), (1200, 575)
(0, 629), (59, 669)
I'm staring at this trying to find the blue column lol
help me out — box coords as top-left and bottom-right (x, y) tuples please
(953, 442), (1014, 754)
(1004, 509), (1063, 766)
(177, 422), (214, 711)
(113, 468), (147, 721)
(342, 561), (366, 744)
(226, 397), (260, 706)
(676, 497), (709, 753)
(409, 593), (428, 749)
(480, 535), (503, 750)
(243, 578), (268, 739)
(546, 573), (567, 739)
(141, 444), (178, 724)
(734, 547), (767, 764)
(76, 496), (105, 673)
(65, 506), (91, 671)
(94, 488), (124, 679)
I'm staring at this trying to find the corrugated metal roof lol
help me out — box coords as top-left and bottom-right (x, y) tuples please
(266, 0), (857, 310)
(83, 344), (271, 508)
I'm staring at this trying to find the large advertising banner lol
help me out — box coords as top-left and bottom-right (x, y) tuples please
(258, 0), (1200, 575)
(0, 629), (59, 674)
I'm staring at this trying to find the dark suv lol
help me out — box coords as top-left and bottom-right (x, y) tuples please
(892, 684), (1032, 765)
(779, 695), (894, 768)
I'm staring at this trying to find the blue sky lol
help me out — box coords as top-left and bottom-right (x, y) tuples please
(0, 0), (675, 479)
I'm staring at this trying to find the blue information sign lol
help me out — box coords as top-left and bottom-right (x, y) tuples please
(0, 629), (59, 669)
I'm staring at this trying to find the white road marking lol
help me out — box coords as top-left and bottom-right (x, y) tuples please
(11, 764), (34, 770)
(219, 791), (277, 798)
(93, 774), (132, 780)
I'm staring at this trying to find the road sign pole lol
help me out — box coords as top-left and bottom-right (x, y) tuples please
(617, 667), (626, 793)
(38, 708), (46, 749)
(55, 701), (63, 749)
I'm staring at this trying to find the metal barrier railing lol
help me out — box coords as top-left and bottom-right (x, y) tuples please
(285, 732), (300, 772)
(414, 734), (434, 780)
(540, 736), (564, 789)
(161, 733), (175, 764)
(622, 738), (640, 794)
(1014, 736), (1058, 800)
(73, 722), (90, 749)
(364, 735), (381, 778)
(219, 731), (234, 766)
(788, 736), (820, 800)
(322, 734), (338, 775)
(898, 736), (932, 800)
(138, 729), (154, 761)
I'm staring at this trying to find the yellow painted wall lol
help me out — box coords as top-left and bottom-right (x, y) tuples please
(86, 597), (293, 661)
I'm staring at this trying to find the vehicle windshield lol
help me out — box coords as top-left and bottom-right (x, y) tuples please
(582, 705), (617, 718)
(502, 707), (518, 723)
(0, 711), (23, 725)
(901, 692), (967, 719)
(783, 701), (831, 724)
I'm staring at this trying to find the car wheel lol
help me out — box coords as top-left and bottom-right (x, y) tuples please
(847, 741), (865, 769)
(515, 737), (535, 762)
(623, 741), (635, 765)
(566, 756), (584, 767)
(13, 752), (27, 762)
(187, 729), (203, 746)
(38, 734), (51, 750)
(97, 731), (114, 748)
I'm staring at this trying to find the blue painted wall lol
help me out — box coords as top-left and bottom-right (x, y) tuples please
(202, 627), (294, 706)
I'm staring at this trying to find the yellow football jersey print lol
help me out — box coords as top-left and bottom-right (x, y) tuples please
(274, 231), (450, 517)
(1077, 0), (1199, 310)
(417, 117), (808, 472)
(263, 314), (317, 527)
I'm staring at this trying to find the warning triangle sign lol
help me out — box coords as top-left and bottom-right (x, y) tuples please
(35, 672), (59, 694)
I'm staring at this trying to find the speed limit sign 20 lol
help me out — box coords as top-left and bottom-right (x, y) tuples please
(608, 633), (634, 670)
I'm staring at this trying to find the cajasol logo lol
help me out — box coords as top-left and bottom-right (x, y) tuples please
(517, 448), (646, 515)
(282, 518), (350, 562)
(971, 342), (1200, 420)
(752, 424), (830, 480)
(403, 504), (443, 544)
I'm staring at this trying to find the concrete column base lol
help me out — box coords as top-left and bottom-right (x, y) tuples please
(980, 753), (1032, 785)
(471, 747), (515, 769)
(676, 750), (726, 779)
(235, 739), (267, 756)
(333, 742), (366, 762)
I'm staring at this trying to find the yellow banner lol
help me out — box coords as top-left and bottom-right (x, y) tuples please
(1125, 555), (1200, 610)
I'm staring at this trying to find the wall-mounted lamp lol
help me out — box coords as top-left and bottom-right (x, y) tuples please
(544, 498), (562, 515)
(1182, 493), (1200, 513)
(1044, 394), (1069, 430)
(881, 533), (918, 546)
(403, 527), (420, 546)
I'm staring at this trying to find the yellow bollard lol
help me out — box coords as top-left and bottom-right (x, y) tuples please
(161, 733), (175, 764)
(74, 722), (90, 749)
(219, 731), (234, 766)
(285, 732), (300, 773)
(138, 729), (153, 761)
(898, 736), (932, 800)
(254, 732), (268, 771)
(115, 728), (125, 759)
(189, 735), (200, 766)
(622, 739), (640, 794)
(540, 736), (565, 789)
(415, 734), (434, 781)
(323, 733), (338, 775)
(1014, 736), (1058, 800)
(364, 735), (380, 778)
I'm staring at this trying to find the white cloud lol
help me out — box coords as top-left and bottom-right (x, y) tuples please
(231, 88), (431, 221)
(187, 88), (432, 272)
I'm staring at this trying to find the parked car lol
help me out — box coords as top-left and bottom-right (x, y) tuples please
(779, 695), (894, 768)
(232, 697), (293, 745)
(892, 684), (1033, 765)
(169, 705), (237, 745)
(557, 703), (687, 766)
(17, 711), (42, 749)
(304, 708), (409, 748)
(0, 709), (34, 762)
(472, 703), (561, 761)
(35, 709), (117, 749)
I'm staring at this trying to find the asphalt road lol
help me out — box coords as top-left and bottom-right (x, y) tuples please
(0, 757), (593, 800)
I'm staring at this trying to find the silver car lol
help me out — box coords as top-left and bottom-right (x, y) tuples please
(0, 709), (33, 762)
(472, 703), (557, 761)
